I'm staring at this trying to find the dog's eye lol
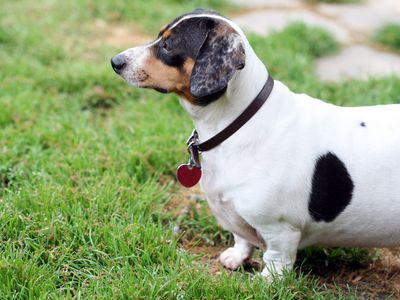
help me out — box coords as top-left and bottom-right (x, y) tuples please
(162, 41), (172, 52)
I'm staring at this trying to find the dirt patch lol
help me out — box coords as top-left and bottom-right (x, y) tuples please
(92, 19), (151, 48)
(164, 185), (202, 215)
(302, 247), (400, 298)
(187, 243), (227, 275)
(82, 85), (118, 111)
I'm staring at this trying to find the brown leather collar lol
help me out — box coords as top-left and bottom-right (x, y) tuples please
(186, 75), (274, 168)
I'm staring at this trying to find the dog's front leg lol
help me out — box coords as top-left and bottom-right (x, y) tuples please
(219, 234), (254, 270)
(257, 224), (301, 279)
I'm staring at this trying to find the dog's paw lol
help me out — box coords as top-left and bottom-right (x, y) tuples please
(259, 263), (286, 281)
(260, 267), (275, 281)
(219, 247), (248, 270)
(253, 270), (273, 283)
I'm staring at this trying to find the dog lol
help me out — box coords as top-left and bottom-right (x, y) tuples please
(111, 9), (400, 279)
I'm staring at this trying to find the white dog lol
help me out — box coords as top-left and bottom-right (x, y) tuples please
(111, 9), (400, 278)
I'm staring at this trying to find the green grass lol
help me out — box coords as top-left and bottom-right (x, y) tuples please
(374, 23), (400, 53)
(1, 0), (399, 298)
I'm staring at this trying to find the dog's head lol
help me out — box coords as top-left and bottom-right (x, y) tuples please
(111, 9), (246, 106)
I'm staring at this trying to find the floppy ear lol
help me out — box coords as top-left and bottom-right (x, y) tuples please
(190, 25), (246, 100)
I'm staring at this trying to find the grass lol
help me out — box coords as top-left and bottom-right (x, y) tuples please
(374, 23), (400, 53)
(1, 0), (400, 299)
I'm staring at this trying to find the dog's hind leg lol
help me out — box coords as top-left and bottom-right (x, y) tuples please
(219, 234), (254, 270)
(257, 224), (301, 279)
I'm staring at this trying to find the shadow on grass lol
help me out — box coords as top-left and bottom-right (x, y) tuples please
(296, 247), (400, 298)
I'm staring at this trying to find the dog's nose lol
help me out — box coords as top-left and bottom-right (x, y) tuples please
(111, 55), (126, 74)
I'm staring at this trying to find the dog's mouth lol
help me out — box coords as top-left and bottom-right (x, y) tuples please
(118, 69), (170, 94)
(118, 68), (150, 88)
(153, 87), (168, 94)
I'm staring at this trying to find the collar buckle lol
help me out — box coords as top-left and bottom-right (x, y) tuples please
(186, 130), (201, 169)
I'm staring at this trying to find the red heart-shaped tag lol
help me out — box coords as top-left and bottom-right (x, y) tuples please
(176, 164), (202, 188)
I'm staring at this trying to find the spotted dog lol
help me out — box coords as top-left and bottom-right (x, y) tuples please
(111, 9), (400, 279)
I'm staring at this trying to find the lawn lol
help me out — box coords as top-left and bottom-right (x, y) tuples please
(374, 23), (400, 53)
(1, 0), (400, 299)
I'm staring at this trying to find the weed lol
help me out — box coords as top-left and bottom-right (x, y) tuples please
(374, 23), (400, 53)
(0, 27), (13, 44)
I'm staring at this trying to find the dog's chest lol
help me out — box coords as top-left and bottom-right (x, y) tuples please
(200, 148), (253, 199)
(199, 150), (269, 248)
(204, 189), (266, 248)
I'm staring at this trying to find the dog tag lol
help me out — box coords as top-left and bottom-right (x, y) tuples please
(176, 164), (202, 188)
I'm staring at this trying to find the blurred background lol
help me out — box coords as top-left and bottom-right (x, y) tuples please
(1, 0), (399, 298)
(233, 0), (400, 80)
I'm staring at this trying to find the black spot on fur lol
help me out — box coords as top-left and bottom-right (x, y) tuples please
(360, 122), (366, 127)
(154, 17), (217, 70)
(161, 9), (222, 35)
(189, 23), (246, 105)
(308, 152), (354, 222)
(196, 86), (227, 106)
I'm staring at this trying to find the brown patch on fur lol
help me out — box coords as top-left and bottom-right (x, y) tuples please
(175, 58), (196, 102)
(142, 55), (196, 102)
(162, 29), (172, 39)
(159, 24), (168, 34)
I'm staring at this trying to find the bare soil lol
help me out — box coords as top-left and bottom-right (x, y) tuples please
(92, 19), (151, 48)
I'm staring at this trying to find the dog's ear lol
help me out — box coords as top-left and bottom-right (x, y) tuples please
(190, 25), (246, 100)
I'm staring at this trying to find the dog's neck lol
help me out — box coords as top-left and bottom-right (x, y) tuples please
(179, 43), (269, 142)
